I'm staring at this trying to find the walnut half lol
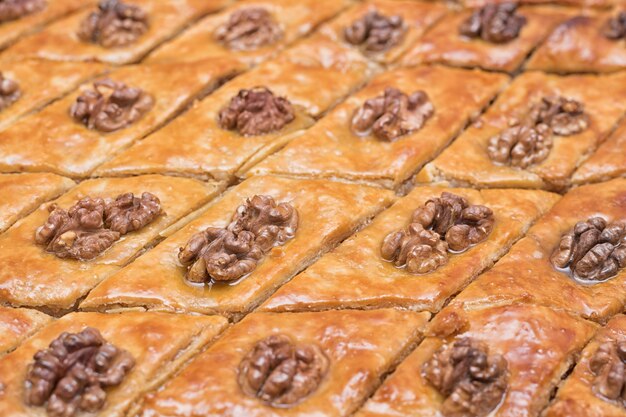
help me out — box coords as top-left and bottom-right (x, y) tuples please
(0, 0), (46, 23)
(77, 0), (149, 48)
(487, 122), (553, 169)
(238, 334), (329, 407)
(590, 340), (626, 404)
(215, 7), (283, 51)
(459, 3), (527, 44)
(602, 11), (626, 40)
(0, 72), (21, 112)
(344, 10), (406, 53)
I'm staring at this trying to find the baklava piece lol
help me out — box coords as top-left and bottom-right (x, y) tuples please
(248, 65), (508, 189)
(545, 314), (626, 417)
(0, 173), (74, 233)
(448, 178), (626, 322)
(573, 117), (626, 185)
(0, 311), (227, 417)
(316, 0), (447, 63)
(95, 37), (373, 181)
(417, 71), (626, 191)
(262, 186), (559, 313)
(0, 59), (244, 177)
(147, 0), (352, 66)
(357, 304), (597, 417)
(0, 306), (50, 356)
(138, 309), (429, 417)
(0, 175), (222, 312)
(527, 11), (626, 73)
(81, 176), (395, 316)
(400, 4), (572, 72)
(6, 0), (229, 64)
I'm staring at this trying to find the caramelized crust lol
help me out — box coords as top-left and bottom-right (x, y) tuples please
(261, 187), (559, 313)
(417, 71), (626, 191)
(138, 309), (430, 417)
(573, 118), (626, 185)
(448, 178), (626, 322)
(357, 304), (597, 417)
(0, 175), (222, 311)
(6, 0), (229, 64)
(80, 176), (395, 316)
(248, 65), (509, 189)
(0, 311), (228, 417)
(0, 306), (50, 356)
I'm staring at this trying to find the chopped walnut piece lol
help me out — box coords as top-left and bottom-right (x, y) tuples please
(77, 0), (149, 48)
(218, 87), (295, 136)
(351, 87), (434, 142)
(179, 195), (298, 283)
(215, 7), (283, 51)
(423, 338), (508, 417)
(551, 217), (626, 282)
(24, 327), (135, 417)
(602, 11), (626, 40)
(381, 192), (494, 274)
(487, 122), (552, 168)
(35, 192), (161, 261)
(0, 0), (45, 23)
(69, 78), (154, 133)
(238, 334), (329, 407)
(0, 72), (21, 112)
(590, 340), (626, 403)
(344, 10), (406, 53)
(529, 96), (589, 136)
(459, 3), (527, 44)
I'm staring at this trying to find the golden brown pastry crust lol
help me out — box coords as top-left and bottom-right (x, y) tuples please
(0, 306), (50, 356)
(94, 36), (373, 181)
(448, 178), (626, 322)
(573, 118), (626, 185)
(0, 311), (228, 417)
(544, 315), (626, 417)
(80, 176), (395, 316)
(147, 0), (353, 66)
(261, 187), (560, 314)
(5, 0), (230, 64)
(0, 59), (244, 177)
(139, 309), (430, 417)
(357, 304), (598, 417)
(316, 0), (448, 64)
(400, 6), (572, 73)
(0, 59), (105, 131)
(417, 71), (626, 191)
(527, 13), (626, 73)
(0, 173), (74, 233)
(0, 175), (222, 312)
(248, 65), (509, 189)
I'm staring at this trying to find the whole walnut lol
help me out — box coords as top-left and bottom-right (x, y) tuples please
(423, 338), (508, 417)
(590, 340), (626, 403)
(351, 87), (434, 141)
(602, 11), (626, 40)
(487, 123), (553, 169)
(459, 3), (527, 43)
(238, 334), (329, 407)
(215, 7), (282, 51)
(551, 217), (626, 282)
(24, 327), (135, 417)
(218, 87), (295, 136)
(77, 0), (149, 48)
(0, 72), (21, 112)
(344, 10), (406, 53)
(529, 96), (589, 136)
(0, 0), (46, 23)
(69, 78), (154, 133)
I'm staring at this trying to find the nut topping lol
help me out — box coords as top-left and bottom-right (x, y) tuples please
(529, 96), (589, 136)
(78, 0), (148, 48)
(24, 327), (135, 417)
(602, 11), (626, 40)
(69, 78), (154, 133)
(179, 195), (298, 283)
(0, 0), (45, 23)
(459, 3), (527, 44)
(0, 72), (21, 112)
(35, 192), (161, 261)
(215, 7), (282, 51)
(551, 217), (626, 282)
(381, 192), (494, 274)
(487, 122), (552, 169)
(218, 87), (295, 136)
(238, 334), (329, 407)
(590, 340), (626, 404)
(351, 87), (434, 142)
(344, 10), (406, 53)
(423, 338), (508, 417)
